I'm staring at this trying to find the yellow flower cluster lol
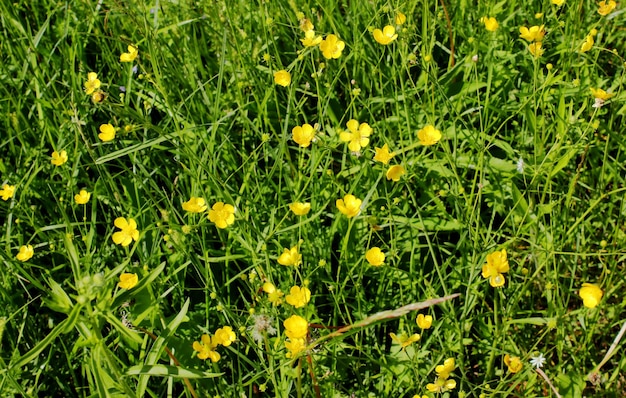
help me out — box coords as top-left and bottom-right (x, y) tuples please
(283, 315), (308, 358)
(426, 358), (456, 393)
(193, 326), (237, 362)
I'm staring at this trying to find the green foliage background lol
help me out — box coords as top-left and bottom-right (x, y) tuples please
(1, 0), (625, 396)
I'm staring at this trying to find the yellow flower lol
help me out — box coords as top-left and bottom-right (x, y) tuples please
(112, 217), (140, 246)
(208, 202), (235, 228)
(0, 184), (16, 201)
(365, 247), (385, 266)
(299, 18), (314, 32)
(74, 189), (91, 205)
(319, 34), (345, 59)
(193, 334), (221, 362)
(373, 143), (395, 164)
(417, 124), (442, 146)
(395, 12), (407, 25)
(285, 286), (311, 308)
(416, 314), (433, 329)
(289, 202), (311, 216)
(213, 326), (236, 347)
(118, 272), (138, 289)
(598, 0), (616, 15)
(481, 17), (499, 32)
(590, 88), (615, 101)
(182, 197), (207, 213)
(386, 165), (405, 182)
(51, 150), (68, 166)
(435, 358), (456, 379)
(426, 377), (456, 393)
(336, 194), (362, 218)
(283, 315), (308, 339)
(16, 245), (34, 262)
(528, 42), (544, 58)
(120, 45), (138, 62)
(580, 35), (594, 53)
(340, 119), (372, 152)
(389, 332), (420, 349)
(91, 90), (105, 103)
(551, 0), (565, 5)
(262, 282), (277, 294)
(481, 249), (509, 287)
(84, 72), (101, 95)
(274, 70), (291, 87)
(504, 354), (523, 373)
(579, 283), (603, 308)
(519, 25), (546, 42)
(292, 123), (316, 147)
(301, 30), (323, 47)
(285, 337), (306, 358)
(277, 246), (302, 266)
(98, 123), (116, 142)
(373, 25), (398, 45)
(262, 282), (284, 304)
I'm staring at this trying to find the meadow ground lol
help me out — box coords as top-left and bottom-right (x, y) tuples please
(1, 0), (625, 397)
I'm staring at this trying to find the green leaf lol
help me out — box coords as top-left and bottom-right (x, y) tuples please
(127, 364), (222, 379)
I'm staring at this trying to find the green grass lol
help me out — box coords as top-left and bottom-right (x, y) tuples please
(1, 0), (625, 396)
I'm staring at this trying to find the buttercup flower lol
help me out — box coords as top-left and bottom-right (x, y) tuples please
(590, 88), (615, 101)
(289, 202), (311, 216)
(112, 217), (140, 246)
(598, 0), (616, 15)
(580, 35), (594, 53)
(504, 354), (523, 373)
(182, 197), (207, 213)
(0, 184), (16, 201)
(208, 202), (235, 228)
(386, 165), (405, 182)
(365, 247), (385, 266)
(285, 286), (311, 308)
(283, 315), (308, 339)
(417, 124), (442, 146)
(98, 123), (116, 142)
(16, 245), (34, 262)
(277, 246), (302, 266)
(193, 334), (220, 362)
(340, 119), (371, 152)
(299, 18), (314, 32)
(481, 17), (499, 32)
(389, 332), (420, 349)
(373, 25), (398, 45)
(481, 249), (509, 287)
(51, 150), (68, 166)
(579, 283), (603, 308)
(336, 194), (362, 218)
(274, 70), (291, 87)
(118, 272), (138, 289)
(74, 189), (91, 204)
(285, 337), (306, 358)
(426, 377), (456, 393)
(320, 34), (345, 59)
(528, 42), (544, 58)
(213, 326), (236, 347)
(373, 144), (395, 164)
(416, 314), (433, 329)
(436, 358), (456, 379)
(120, 45), (138, 62)
(292, 123), (316, 147)
(519, 25), (546, 42)
(395, 12), (407, 25)
(551, 0), (565, 5)
(84, 72), (101, 95)
(301, 30), (323, 47)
